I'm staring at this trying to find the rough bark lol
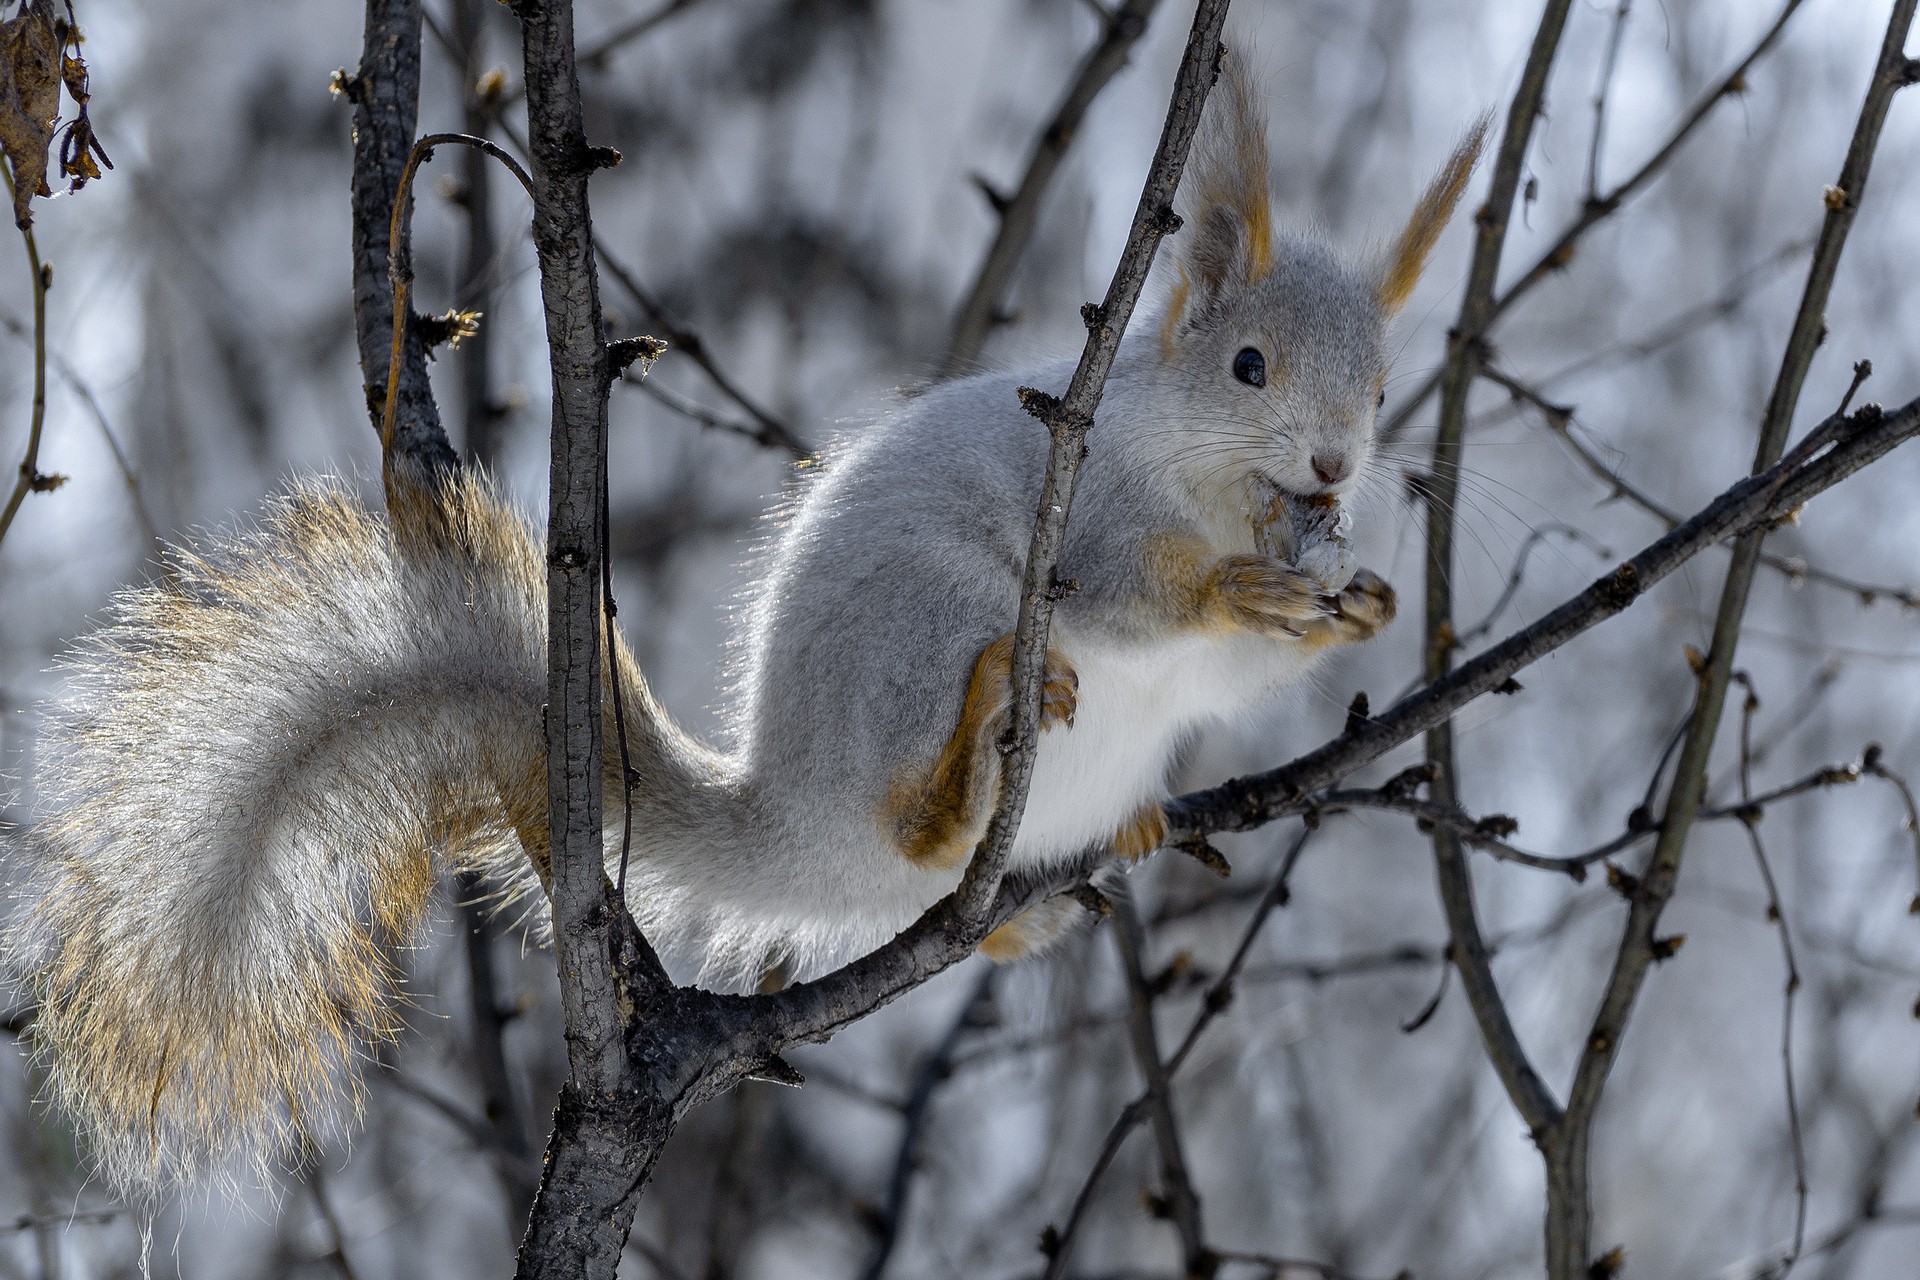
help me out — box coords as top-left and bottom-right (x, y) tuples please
(349, 0), (456, 473)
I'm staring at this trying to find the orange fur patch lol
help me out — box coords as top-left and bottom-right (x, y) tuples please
(1112, 804), (1169, 860)
(979, 898), (1081, 962)
(1378, 116), (1490, 315)
(882, 635), (1018, 870)
(882, 636), (1077, 870)
(1244, 195), (1273, 283)
(1206, 57), (1273, 283)
(1141, 531), (1234, 634)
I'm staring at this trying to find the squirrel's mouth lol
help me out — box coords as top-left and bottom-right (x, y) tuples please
(1252, 470), (1339, 508)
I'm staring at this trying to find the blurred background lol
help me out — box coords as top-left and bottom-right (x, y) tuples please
(3, 0), (1919, 1276)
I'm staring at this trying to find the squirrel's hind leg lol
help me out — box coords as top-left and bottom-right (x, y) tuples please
(881, 633), (1077, 872)
(978, 897), (1082, 962)
(981, 803), (1168, 960)
(1109, 803), (1169, 861)
(980, 800), (1173, 962)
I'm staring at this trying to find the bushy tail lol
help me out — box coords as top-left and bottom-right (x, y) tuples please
(5, 467), (563, 1192)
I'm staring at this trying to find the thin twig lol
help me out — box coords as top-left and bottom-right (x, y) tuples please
(1585, 1), (1633, 202)
(0, 1209), (121, 1236)
(1314, 748), (1883, 884)
(467, 99), (812, 458)
(1535, 236), (1811, 388)
(942, 0), (1165, 376)
(624, 1234), (699, 1280)
(1111, 892), (1209, 1278)
(1863, 749), (1920, 910)
(1420, 0), (1576, 1222)
(382, 1067), (542, 1190)
(623, 369), (795, 450)
(0, 162), (52, 547)
(1041, 828), (1315, 1280)
(1385, 519), (1613, 705)
(859, 969), (997, 1280)
(1456, 524), (1612, 649)
(1726, 1204), (1920, 1277)
(595, 243), (812, 457)
(306, 1161), (362, 1280)
(1480, 362), (1920, 610)
(1380, 0), (1808, 443)
(0, 309), (160, 553)
(1730, 674), (1808, 1278)
(380, 131), (535, 476)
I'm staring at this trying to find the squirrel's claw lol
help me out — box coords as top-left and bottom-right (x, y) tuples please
(1321, 569), (1397, 642)
(1040, 650), (1079, 731)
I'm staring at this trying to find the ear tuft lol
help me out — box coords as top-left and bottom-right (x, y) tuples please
(1171, 51), (1273, 330)
(1377, 114), (1492, 316)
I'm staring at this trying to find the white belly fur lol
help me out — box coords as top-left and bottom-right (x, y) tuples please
(1010, 626), (1320, 865)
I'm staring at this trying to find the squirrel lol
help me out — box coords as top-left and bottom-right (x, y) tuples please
(3, 64), (1484, 1193)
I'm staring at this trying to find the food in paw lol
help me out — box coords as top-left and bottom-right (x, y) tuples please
(1243, 475), (1356, 593)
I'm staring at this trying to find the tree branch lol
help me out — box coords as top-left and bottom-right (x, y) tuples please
(379, 131), (534, 486)
(0, 170), (52, 547)
(1479, 360), (1920, 611)
(348, 0), (457, 474)
(949, 0), (1230, 928)
(1039, 827), (1317, 1280)
(1422, 0), (1575, 1195)
(510, 0), (673, 1275)
(1111, 892), (1209, 1278)
(1549, 7), (1916, 1273)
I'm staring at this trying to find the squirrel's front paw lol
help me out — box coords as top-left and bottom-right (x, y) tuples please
(1320, 568), (1396, 643)
(1207, 554), (1333, 637)
(976, 633), (1079, 735)
(1040, 648), (1079, 731)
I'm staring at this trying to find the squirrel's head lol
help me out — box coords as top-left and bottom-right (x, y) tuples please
(1153, 57), (1487, 504)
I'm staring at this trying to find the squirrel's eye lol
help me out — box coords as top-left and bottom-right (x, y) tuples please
(1232, 347), (1266, 388)
(1377, 389), (1387, 409)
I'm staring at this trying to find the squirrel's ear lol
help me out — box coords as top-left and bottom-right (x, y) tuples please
(1376, 115), (1492, 316)
(1163, 53), (1272, 345)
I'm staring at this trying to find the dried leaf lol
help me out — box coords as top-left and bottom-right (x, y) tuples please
(0, 2), (62, 228)
(55, 36), (108, 191)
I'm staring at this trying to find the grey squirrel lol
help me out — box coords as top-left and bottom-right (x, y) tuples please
(3, 65), (1485, 1192)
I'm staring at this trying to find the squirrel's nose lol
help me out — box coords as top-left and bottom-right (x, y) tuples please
(1311, 453), (1350, 486)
